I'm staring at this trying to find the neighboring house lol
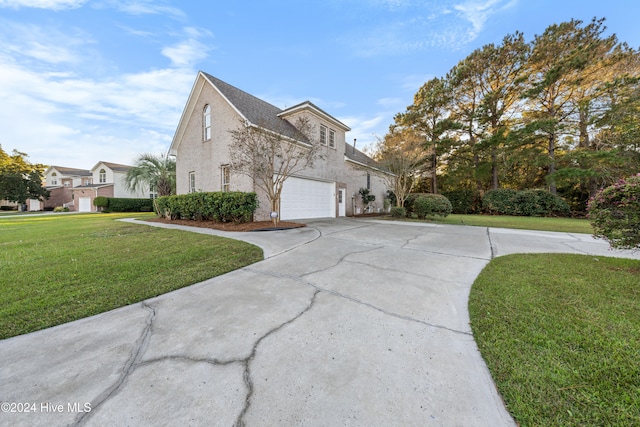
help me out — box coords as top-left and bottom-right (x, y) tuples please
(43, 162), (149, 212)
(169, 71), (388, 220)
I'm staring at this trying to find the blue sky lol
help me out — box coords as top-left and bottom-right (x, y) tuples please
(1, 0), (638, 169)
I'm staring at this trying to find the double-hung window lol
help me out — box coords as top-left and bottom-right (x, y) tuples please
(99, 169), (106, 183)
(189, 172), (196, 193)
(320, 125), (327, 145)
(329, 129), (335, 148)
(221, 165), (230, 192)
(203, 104), (211, 141)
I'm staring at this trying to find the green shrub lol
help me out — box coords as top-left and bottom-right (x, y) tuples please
(513, 189), (571, 217)
(482, 189), (518, 215)
(587, 174), (640, 250)
(443, 189), (481, 214)
(403, 193), (427, 217)
(102, 198), (154, 213)
(53, 206), (69, 212)
(413, 194), (453, 219)
(0, 206), (16, 211)
(390, 206), (406, 218)
(155, 192), (258, 224)
(93, 196), (109, 208)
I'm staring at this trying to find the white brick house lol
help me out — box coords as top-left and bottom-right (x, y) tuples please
(169, 72), (389, 220)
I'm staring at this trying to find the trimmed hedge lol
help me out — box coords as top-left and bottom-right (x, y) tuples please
(403, 193), (427, 217)
(588, 174), (640, 250)
(390, 206), (406, 218)
(414, 194), (453, 219)
(482, 188), (570, 217)
(155, 192), (258, 224)
(443, 189), (481, 214)
(93, 196), (109, 208)
(92, 197), (153, 212)
(482, 189), (518, 215)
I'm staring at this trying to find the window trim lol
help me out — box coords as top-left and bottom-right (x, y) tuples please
(320, 125), (327, 145)
(203, 104), (211, 141)
(329, 129), (335, 148)
(189, 171), (196, 193)
(99, 169), (106, 184)
(221, 165), (230, 192)
(367, 172), (371, 190)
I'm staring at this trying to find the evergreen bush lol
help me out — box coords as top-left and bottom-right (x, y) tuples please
(443, 189), (481, 214)
(413, 194), (453, 219)
(482, 189), (518, 215)
(587, 174), (640, 250)
(390, 206), (406, 218)
(155, 192), (258, 224)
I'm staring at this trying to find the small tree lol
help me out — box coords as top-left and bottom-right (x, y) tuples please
(125, 153), (176, 197)
(358, 188), (376, 213)
(229, 117), (321, 225)
(374, 126), (427, 208)
(587, 174), (640, 250)
(0, 146), (49, 205)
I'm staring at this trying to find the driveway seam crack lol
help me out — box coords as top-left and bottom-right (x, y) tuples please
(234, 289), (319, 427)
(72, 302), (157, 426)
(245, 268), (472, 337)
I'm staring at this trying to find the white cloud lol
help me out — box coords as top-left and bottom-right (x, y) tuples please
(161, 27), (213, 67)
(0, 21), (88, 65)
(342, 0), (516, 56)
(0, 0), (86, 9)
(454, 0), (504, 37)
(107, 0), (185, 18)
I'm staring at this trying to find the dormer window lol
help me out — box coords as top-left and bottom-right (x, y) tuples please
(320, 125), (327, 145)
(99, 169), (106, 183)
(203, 104), (211, 141)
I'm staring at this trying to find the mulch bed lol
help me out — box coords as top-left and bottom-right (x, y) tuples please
(147, 217), (307, 232)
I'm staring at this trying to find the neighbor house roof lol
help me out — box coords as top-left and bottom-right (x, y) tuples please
(201, 72), (306, 142)
(47, 166), (92, 176)
(91, 161), (132, 173)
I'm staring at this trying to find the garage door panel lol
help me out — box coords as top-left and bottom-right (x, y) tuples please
(280, 177), (335, 220)
(79, 197), (92, 212)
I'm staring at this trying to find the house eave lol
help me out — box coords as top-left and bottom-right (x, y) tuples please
(278, 102), (351, 132)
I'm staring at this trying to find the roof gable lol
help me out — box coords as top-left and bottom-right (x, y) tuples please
(46, 166), (92, 177)
(91, 161), (132, 173)
(279, 101), (351, 132)
(200, 72), (305, 141)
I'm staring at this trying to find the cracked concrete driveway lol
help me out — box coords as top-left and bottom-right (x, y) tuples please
(2, 218), (639, 427)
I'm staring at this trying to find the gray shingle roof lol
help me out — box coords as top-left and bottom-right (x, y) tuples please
(201, 72), (308, 142)
(345, 143), (381, 169)
(99, 162), (131, 172)
(51, 166), (92, 176)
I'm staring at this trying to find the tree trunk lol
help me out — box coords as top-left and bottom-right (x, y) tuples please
(431, 153), (438, 194)
(491, 148), (499, 189)
(548, 134), (557, 195)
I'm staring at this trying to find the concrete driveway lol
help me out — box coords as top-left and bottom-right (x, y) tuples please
(1, 218), (638, 427)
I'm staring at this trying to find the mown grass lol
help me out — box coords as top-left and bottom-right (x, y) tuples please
(0, 213), (263, 339)
(469, 253), (640, 426)
(411, 214), (593, 234)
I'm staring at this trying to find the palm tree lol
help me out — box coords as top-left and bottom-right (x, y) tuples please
(126, 153), (176, 197)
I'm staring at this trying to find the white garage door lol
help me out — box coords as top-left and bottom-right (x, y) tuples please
(280, 177), (335, 220)
(78, 197), (92, 212)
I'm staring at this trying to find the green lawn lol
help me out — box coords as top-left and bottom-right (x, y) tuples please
(404, 213), (593, 234)
(0, 213), (263, 339)
(469, 253), (640, 426)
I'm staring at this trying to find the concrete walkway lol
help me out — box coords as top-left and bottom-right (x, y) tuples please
(1, 218), (638, 427)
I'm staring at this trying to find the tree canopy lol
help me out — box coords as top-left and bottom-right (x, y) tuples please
(0, 146), (49, 204)
(378, 17), (639, 212)
(125, 153), (176, 197)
